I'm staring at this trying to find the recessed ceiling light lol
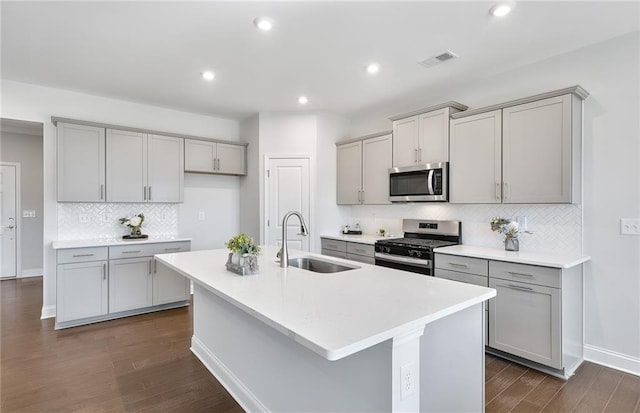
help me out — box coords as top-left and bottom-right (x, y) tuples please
(366, 63), (380, 74)
(254, 17), (274, 31)
(298, 96), (308, 105)
(201, 71), (215, 81)
(489, 3), (512, 17)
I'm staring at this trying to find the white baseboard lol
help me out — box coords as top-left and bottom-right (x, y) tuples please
(20, 268), (43, 278)
(41, 305), (56, 319)
(191, 335), (268, 412)
(584, 344), (640, 376)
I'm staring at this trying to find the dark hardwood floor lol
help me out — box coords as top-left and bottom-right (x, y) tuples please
(2, 277), (639, 412)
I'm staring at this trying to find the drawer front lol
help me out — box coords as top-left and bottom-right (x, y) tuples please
(435, 268), (488, 287)
(489, 261), (560, 289)
(346, 253), (375, 265)
(321, 238), (347, 253)
(435, 254), (488, 276)
(57, 247), (109, 264)
(346, 242), (374, 258)
(110, 241), (190, 259)
(321, 249), (347, 259)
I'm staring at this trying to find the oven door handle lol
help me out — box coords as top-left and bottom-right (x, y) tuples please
(427, 169), (434, 195)
(375, 252), (431, 268)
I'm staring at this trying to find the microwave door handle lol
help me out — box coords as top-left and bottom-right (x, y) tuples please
(427, 170), (434, 195)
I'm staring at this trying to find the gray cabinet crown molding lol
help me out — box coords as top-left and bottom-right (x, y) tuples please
(389, 101), (468, 121)
(450, 85), (590, 120)
(50, 116), (248, 147)
(335, 130), (392, 146)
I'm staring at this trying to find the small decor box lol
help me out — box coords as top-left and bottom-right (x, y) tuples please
(225, 233), (261, 276)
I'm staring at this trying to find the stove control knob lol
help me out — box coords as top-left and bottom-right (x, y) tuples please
(385, 247), (391, 254)
(409, 250), (422, 258)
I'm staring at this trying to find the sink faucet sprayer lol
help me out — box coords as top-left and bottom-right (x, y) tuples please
(277, 211), (309, 268)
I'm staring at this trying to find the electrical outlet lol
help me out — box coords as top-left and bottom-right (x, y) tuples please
(516, 216), (528, 231)
(78, 214), (90, 223)
(621, 218), (640, 235)
(198, 212), (205, 221)
(400, 362), (417, 400)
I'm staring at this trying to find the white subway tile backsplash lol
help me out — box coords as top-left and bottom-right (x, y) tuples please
(58, 203), (179, 240)
(349, 204), (582, 255)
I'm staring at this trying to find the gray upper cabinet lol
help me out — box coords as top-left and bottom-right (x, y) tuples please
(450, 110), (503, 204)
(184, 139), (246, 175)
(502, 95), (577, 203)
(449, 87), (587, 204)
(106, 130), (184, 203)
(106, 129), (147, 202)
(336, 132), (392, 205)
(147, 134), (184, 202)
(391, 103), (467, 167)
(57, 123), (106, 202)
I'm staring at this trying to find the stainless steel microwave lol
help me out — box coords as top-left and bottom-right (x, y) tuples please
(389, 162), (449, 202)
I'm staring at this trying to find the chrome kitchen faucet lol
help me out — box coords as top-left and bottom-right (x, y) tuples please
(277, 211), (309, 268)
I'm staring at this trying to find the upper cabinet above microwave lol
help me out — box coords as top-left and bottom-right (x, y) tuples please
(390, 102), (467, 167)
(449, 86), (589, 204)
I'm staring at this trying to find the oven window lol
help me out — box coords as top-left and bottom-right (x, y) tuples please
(390, 169), (443, 196)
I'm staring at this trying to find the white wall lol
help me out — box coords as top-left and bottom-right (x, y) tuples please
(239, 114), (260, 241)
(348, 32), (640, 374)
(0, 79), (240, 318)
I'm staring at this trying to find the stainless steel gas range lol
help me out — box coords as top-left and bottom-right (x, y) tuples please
(374, 219), (461, 276)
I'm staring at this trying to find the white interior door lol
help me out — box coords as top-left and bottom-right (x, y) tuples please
(1, 164), (18, 278)
(266, 157), (310, 253)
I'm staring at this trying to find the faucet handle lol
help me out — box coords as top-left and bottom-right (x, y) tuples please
(276, 249), (281, 259)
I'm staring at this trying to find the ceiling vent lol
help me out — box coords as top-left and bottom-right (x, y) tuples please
(418, 51), (458, 68)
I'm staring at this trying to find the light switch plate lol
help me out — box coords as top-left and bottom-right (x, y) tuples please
(22, 210), (36, 218)
(621, 218), (640, 235)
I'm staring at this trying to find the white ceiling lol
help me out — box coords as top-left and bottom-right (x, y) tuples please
(1, 1), (638, 121)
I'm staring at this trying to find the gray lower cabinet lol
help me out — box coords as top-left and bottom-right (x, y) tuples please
(56, 241), (191, 329)
(321, 237), (375, 264)
(435, 252), (584, 376)
(434, 254), (489, 345)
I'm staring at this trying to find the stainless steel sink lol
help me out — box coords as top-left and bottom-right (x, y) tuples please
(287, 257), (360, 273)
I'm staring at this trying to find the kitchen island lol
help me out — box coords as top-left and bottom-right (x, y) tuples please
(155, 246), (495, 413)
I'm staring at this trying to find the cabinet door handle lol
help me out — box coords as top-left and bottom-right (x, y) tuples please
(418, 147), (422, 163)
(506, 284), (534, 291)
(508, 271), (533, 277)
(143, 186), (147, 200)
(100, 184), (104, 200)
(217, 158), (221, 171)
(148, 186), (152, 201)
(154, 259), (157, 274)
(503, 182), (508, 202)
(360, 190), (365, 204)
(72, 253), (94, 258)
(148, 259), (152, 275)
(449, 262), (468, 268)
(414, 148), (418, 163)
(495, 182), (501, 201)
(102, 263), (107, 280)
(122, 250), (141, 254)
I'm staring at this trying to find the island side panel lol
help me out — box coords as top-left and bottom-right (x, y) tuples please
(420, 303), (485, 413)
(190, 284), (393, 412)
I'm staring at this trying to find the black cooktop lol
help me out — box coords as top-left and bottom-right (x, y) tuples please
(376, 237), (458, 249)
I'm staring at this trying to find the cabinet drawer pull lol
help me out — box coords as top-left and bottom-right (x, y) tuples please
(449, 262), (468, 268)
(122, 250), (141, 254)
(507, 284), (534, 291)
(508, 271), (533, 277)
(72, 254), (94, 258)
(353, 248), (366, 254)
(164, 247), (181, 252)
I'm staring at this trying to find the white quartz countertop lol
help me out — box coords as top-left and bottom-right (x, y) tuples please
(434, 245), (591, 269)
(155, 245), (495, 361)
(320, 233), (389, 245)
(52, 236), (192, 249)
